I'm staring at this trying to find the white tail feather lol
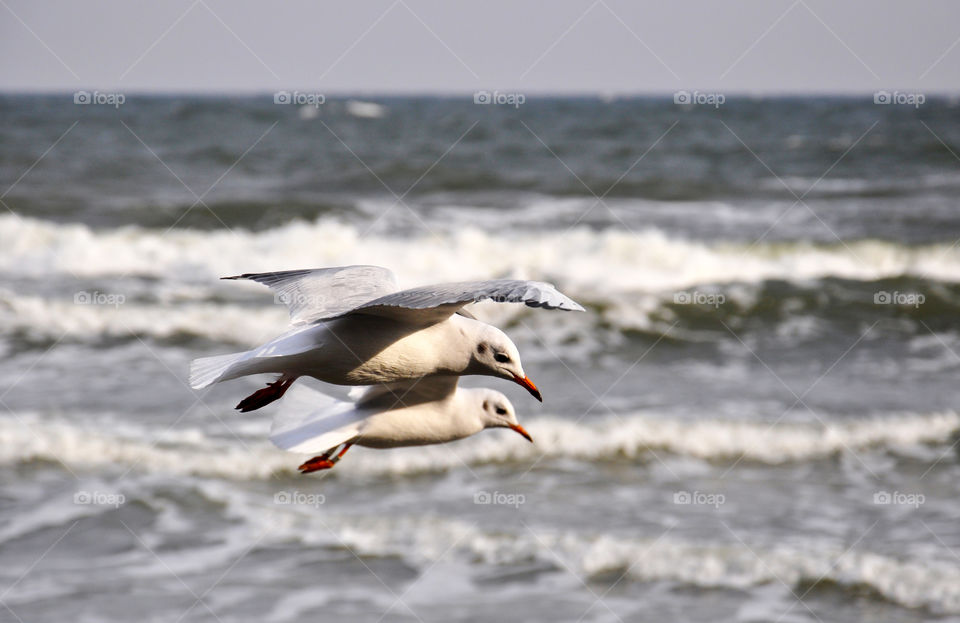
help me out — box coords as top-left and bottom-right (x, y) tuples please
(189, 351), (248, 389)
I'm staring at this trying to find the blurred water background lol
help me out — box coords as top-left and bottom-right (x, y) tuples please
(2, 94), (960, 622)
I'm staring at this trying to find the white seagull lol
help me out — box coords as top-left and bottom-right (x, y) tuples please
(190, 265), (583, 411)
(270, 377), (531, 473)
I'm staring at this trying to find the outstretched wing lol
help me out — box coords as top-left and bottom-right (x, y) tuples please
(223, 265), (398, 325)
(269, 384), (364, 454)
(347, 279), (585, 324)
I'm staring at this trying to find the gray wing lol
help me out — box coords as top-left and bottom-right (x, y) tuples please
(350, 376), (460, 410)
(222, 265), (399, 325)
(347, 279), (585, 324)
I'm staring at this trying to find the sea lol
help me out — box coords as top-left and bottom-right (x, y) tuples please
(2, 93), (960, 622)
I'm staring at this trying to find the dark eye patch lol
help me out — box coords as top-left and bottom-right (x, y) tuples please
(477, 343), (487, 354)
(495, 406), (507, 415)
(494, 353), (510, 363)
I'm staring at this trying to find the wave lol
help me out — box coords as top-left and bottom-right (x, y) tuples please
(1, 277), (955, 348)
(0, 288), (289, 345)
(12, 470), (959, 614)
(3, 410), (956, 479)
(4, 215), (960, 292)
(126, 480), (960, 616)
(294, 515), (960, 614)
(449, 523), (960, 613)
(3, 215), (960, 346)
(763, 172), (960, 197)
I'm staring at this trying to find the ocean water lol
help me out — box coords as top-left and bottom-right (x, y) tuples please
(2, 94), (960, 622)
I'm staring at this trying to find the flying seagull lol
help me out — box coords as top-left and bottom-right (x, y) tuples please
(270, 377), (531, 473)
(190, 265), (583, 411)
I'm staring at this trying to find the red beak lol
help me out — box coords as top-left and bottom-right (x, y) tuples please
(512, 374), (542, 402)
(509, 424), (534, 443)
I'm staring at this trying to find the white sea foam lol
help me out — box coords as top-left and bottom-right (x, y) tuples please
(3, 215), (959, 294)
(242, 509), (960, 614)
(2, 214), (957, 343)
(580, 537), (960, 613)
(0, 289), (288, 344)
(2, 410), (956, 480)
(153, 477), (960, 614)
(345, 100), (386, 118)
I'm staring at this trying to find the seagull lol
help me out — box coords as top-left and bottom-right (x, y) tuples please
(269, 377), (531, 473)
(190, 265), (583, 412)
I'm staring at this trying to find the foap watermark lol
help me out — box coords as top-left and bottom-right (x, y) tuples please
(874, 290), (924, 308)
(74, 90), (126, 108)
(673, 490), (725, 509)
(274, 291), (327, 309)
(74, 290), (125, 307)
(274, 90), (326, 108)
(474, 490), (525, 508)
(873, 91), (925, 108)
(74, 490), (125, 508)
(673, 90), (725, 108)
(274, 490), (325, 507)
(873, 490), (924, 509)
(473, 90), (525, 108)
(674, 290), (725, 308)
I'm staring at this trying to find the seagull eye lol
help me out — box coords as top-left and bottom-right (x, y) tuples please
(495, 406), (507, 415)
(494, 353), (510, 364)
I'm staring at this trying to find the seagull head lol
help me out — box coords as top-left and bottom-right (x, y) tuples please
(471, 324), (541, 402)
(478, 390), (532, 442)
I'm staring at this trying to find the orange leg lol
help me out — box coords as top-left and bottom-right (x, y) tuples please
(298, 442), (355, 474)
(235, 377), (295, 412)
(297, 455), (335, 473)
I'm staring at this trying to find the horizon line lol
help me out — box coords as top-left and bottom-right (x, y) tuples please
(1, 87), (957, 99)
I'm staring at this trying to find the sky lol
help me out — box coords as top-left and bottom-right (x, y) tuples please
(1, 0), (959, 95)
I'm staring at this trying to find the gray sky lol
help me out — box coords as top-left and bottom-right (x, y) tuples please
(2, 0), (958, 94)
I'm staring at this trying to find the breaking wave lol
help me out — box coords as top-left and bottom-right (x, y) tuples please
(3, 215), (959, 346)
(4, 214), (960, 292)
(294, 515), (960, 614)
(3, 410), (957, 479)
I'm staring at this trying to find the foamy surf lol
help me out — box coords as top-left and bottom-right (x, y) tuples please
(0, 289), (288, 344)
(330, 518), (960, 613)
(3, 213), (958, 347)
(216, 504), (960, 615)
(4, 215), (960, 293)
(3, 410), (957, 479)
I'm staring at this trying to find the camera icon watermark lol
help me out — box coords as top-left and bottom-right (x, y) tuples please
(473, 490), (525, 508)
(473, 90), (525, 108)
(73, 490), (125, 508)
(274, 90), (326, 108)
(673, 290), (725, 308)
(673, 90), (725, 108)
(873, 90), (925, 108)
(873, 290), (924, 308)
(873, 490), (924, 508)
(74, 290), (126, 308)
(274, 490), (325, 507)
(73, 90), (126, 108)
(673, 490), (725, 509)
